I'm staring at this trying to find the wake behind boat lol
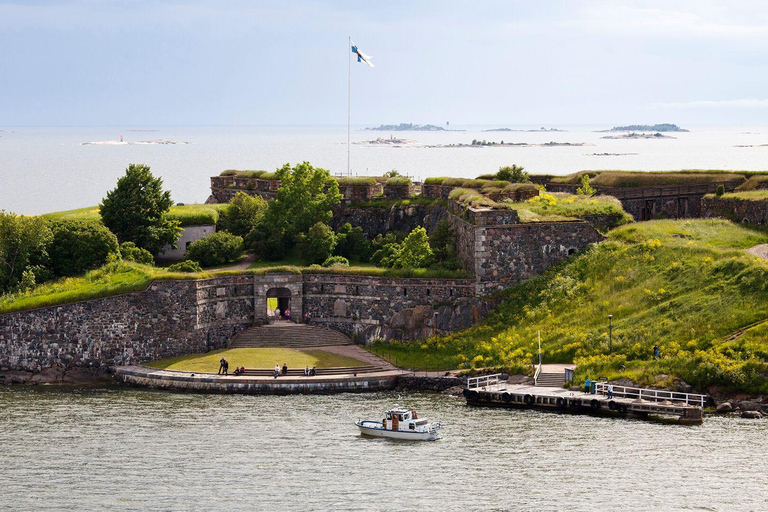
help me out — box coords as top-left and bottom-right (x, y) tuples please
(355, 406), (442, 441)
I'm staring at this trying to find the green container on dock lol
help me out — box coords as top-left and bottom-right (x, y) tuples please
(590, 381), (597, 394)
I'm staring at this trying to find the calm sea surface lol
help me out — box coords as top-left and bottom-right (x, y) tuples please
(3, 124), (768, 215)
(0, 387), (765, 511)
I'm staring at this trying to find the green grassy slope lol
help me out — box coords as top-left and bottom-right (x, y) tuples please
(373, 219), (768, 394)
(41, 204), (228, 226)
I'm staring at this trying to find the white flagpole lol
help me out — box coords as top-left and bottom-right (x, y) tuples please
(347, 36), (351, 176)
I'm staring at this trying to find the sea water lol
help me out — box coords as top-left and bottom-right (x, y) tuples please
(3, 124), (768, 215)
(0, 387), (765, 511)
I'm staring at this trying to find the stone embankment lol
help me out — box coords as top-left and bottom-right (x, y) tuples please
(702, 196), (768, 226)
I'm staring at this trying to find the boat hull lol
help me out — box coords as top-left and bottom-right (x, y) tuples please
(355, 421), (439, 441)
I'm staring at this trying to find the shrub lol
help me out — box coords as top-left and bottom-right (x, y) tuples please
(49, 220), (120, 277)
(0, 211), (53, 293)
(217, 192), (267, 237)
(385, 176), (412, 186)
(185, 232), (244, 267)
(322, 256), (349, 267)
(496, 165), (529, 183)
(167, 260), (203, 273)
(297, 222), (337, 264)
(716, 184), (725, 197)
(119, 242), (154, 265)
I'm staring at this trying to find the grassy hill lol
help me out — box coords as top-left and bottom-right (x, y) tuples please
(372, 219), (768, 395)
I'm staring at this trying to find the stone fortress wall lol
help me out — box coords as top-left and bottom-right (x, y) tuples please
(701, 195), (768, 226)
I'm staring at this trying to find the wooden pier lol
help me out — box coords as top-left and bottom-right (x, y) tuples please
(463, 374), (705, 425)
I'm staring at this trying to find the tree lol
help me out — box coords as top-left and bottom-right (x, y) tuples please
(335, 223), (372, 262)
(577, 174), (595, 195)
(429, 220), (456, 263)
(377, 226), (434, 269)
(99, 164), (182, 254)
(497, 165), (529, 183)
(383, 169), (401, 178)
(119, 242), (154, 265)
(218, 192), (267, 237)
(0, 211), (52, 293)
(297, 222), (337, 264)
(186, 232), (244, 267)
(255, 162), (342, 257)
(49, 220), (120, 277)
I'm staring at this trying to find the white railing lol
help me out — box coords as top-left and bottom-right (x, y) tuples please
(533, 363), (542, 385)
(594, 382), (707, 407)
(467, 373), (501, 389)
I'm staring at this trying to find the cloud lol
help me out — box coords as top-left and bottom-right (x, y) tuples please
(653, 99), (768, 109)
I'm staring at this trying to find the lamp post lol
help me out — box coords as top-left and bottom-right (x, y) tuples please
(608, 314), (613, 354)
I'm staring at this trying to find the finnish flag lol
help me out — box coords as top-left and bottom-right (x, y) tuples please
(351, 41), (374, 67)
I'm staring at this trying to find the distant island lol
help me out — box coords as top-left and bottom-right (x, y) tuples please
(601, 132), (675, 140)
(483, 127), (567, 132)
(427, 140), (593, 148)
(366, 123), (446, 131)
(82, 139), (188, 145)
(601, 123), (688, 132)
(355, 137), (417, 146)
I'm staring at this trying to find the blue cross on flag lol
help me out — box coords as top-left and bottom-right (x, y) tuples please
(351, 41), (374, 67)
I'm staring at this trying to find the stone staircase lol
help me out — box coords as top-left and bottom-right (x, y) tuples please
(535, 371), (566, 387)
(229, 322), (354, 348)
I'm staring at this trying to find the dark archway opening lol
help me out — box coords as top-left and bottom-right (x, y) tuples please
(266, 287), (292, 321)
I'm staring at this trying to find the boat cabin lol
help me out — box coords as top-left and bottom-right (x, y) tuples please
(383, 408), (429, 431)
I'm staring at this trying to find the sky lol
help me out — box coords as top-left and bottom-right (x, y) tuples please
(2, 0), (768, 126)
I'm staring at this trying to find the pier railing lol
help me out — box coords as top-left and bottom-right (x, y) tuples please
(595, 382), (707, 407)
(467, 373), (501, 389)
(533, 364), (542, 385)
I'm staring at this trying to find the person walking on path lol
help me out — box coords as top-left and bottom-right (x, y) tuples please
(285, 308), (291, 321)
(218, 357), (226, 375)
(607, 383), (614, 399)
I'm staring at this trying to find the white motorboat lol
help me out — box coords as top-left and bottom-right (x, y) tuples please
(355, 406), (442, 441)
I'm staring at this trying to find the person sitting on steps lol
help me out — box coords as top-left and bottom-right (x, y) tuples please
(274, 364), (280, 378)
(282, 363), (288, 375)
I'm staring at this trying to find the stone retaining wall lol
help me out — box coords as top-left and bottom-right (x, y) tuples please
(701, 196), (768, 226)
(330, 203), (449, 238)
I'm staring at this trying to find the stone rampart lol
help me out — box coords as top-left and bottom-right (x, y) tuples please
(447, 202), (603, 292)
(210, 175), (382, 204)
(330, 203), (449, 238)
(302, 274), (479, 343)
(701, 196), (768, 226)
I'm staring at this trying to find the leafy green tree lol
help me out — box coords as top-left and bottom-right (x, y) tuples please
(577, 174), (596, 195)
(391, 226), (433, 268)
(370, 232), (405, 266)
(335, 223), (372, 262)
(186, 232), (244, 267)
(218, 192), (267, 237)
(383, 169), (401, 178)
(429, 220), (456, 263)
(297, 222), (337, 264)
(167, 260), (203, 273)
(0, 211), (52, 293)
(119, 242), (154, 265)
(255, 162), (342, 258)
(99, 164), (182, 254)
(497, 165), (529, 183)
(49, 221), (120, 277)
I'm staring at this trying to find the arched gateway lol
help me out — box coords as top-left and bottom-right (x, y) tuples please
(254, 273), (303, 323)
(266, 287), (291, 320)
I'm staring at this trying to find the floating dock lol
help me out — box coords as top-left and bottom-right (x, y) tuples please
(463, 374), (705, 425)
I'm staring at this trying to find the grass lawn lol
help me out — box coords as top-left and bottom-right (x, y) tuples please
(146, 347), (367, 373)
